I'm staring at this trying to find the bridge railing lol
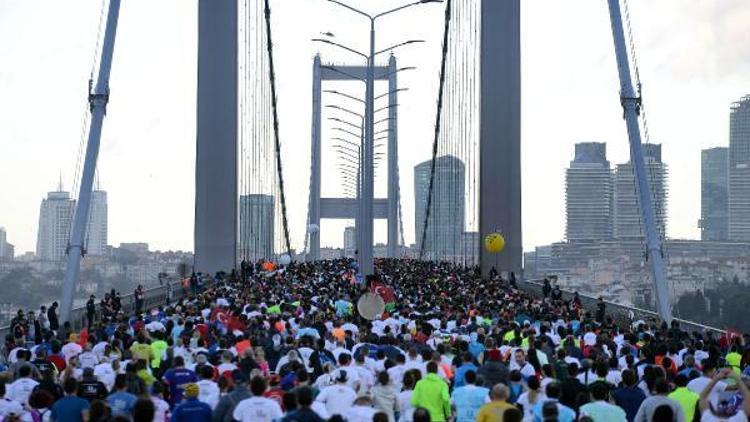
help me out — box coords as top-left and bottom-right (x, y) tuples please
(0, 278), (187, 353)
(519, 279), (725, 336)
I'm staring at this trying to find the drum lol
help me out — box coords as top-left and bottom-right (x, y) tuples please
(357, 292), (385, 320)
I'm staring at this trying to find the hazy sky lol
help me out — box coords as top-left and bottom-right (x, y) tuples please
(1, 0), (749, 255)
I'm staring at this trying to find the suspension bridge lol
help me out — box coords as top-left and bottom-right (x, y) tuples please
(56, 0), (674, 326)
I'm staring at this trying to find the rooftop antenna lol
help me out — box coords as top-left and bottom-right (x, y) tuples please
(57, 171), (64, 192)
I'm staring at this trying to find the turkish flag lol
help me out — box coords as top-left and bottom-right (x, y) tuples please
(372, 282), (396, 303)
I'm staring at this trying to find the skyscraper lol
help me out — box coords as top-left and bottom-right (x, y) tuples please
(613, 144), (668, 240)
(565, 142), (612, 241)
(701, 147), (729, 241)
(239, 194), (275, 260)
(414, 155), (465, 259)
(0, 227), (14, 261)
(86, 190), (108, 256)
(729, 95), (750, 240)
(36, 187), (76, 261)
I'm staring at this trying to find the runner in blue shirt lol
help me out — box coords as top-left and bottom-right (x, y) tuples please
(50, 379), (90, 422)
(162, 356), (199, 408)
(451, 370), (490, 422)
(171, 383), (212, 422)
(107, 374), (138, 417)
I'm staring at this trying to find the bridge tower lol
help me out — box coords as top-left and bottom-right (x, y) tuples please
(194, 1), (238, 275)
(479, 0), (522, 277)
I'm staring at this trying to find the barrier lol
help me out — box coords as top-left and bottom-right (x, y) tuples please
(0, 279), (187, 356)
(519, 279), (725, 336)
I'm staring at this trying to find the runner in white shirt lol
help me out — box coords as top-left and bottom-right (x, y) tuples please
(343, 396), (378, 422)
(232, 377), (283, 422)
(94, 360), (117, 391)
(61, 341), (83, 362)
(78, 346), (98, 369)
(688, 362), (727, 406)
(316, 371), (357, 417)
(6, 367), (39, 405)
(0, 385), (24, 421)
(150, 384), (171, 422)
(196, 366), (220, 409)
(510, 350), (537, 380)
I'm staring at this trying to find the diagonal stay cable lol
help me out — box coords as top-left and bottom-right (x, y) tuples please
(263, 0), (291, 256)
(419, 0), (452, 260)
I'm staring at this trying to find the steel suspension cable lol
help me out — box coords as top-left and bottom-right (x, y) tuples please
(419, 0), (453, 260)
(263, 0), (292, 256)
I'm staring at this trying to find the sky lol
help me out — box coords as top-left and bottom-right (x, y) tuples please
(0, 0), (749, 255)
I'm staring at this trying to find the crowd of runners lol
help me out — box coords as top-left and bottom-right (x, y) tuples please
(1, 258), (749, 422)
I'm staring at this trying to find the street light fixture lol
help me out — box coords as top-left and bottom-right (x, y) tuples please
(325, 90), (365, 104)
(376, 66), (417, 80)
(374, 88), (409, 101)
(328, 117), (361, 131)
(323, 0), (442, 275)
(331, 137), (360, 149)
(374, 117), (394, 126)
(374, 103), (399, 114)
(332, 127), (361, 139)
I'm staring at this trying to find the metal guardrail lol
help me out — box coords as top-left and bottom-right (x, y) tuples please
(0, 279), (186, 348)
(520, 279), (726, 336)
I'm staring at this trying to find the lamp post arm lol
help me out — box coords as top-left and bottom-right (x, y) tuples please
(332, 127), (361, 139)
(375, 40), (425, 57)
(325, 90), (365, 104)
(327, 0), (373, 20)
(312, 38), (369, 60)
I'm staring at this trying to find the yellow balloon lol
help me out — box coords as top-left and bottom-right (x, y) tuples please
(484, 232), (506, 253)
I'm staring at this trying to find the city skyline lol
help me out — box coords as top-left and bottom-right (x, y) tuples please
(1, 1), (749, 254)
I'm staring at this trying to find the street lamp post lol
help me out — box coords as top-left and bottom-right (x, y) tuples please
(322, 0), (441, 275)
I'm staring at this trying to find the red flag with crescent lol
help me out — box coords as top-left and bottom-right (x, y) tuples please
(372, 281), (396, 303)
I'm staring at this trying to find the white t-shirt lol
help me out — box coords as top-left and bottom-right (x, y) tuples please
(316, 384), (357, 416)
(6, 378), (39, 405)
(78, 352), (99, 369)
(344, 405), (378, 422)
(688, 376), (727, 406)
(398, 390), (415, 422)
(92, 342), (109, 360)
(94, 363), (116, 391)
(61, 343), (83, 362)
(701, 409), (747, 422)
(150, 396), (170, 422)
(232, 396), (283, 422)
(516, 391), (546, 422)
(0, 397), (24, 420)
(197, 379), (220, 409)
(310, 401), (330, 419)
